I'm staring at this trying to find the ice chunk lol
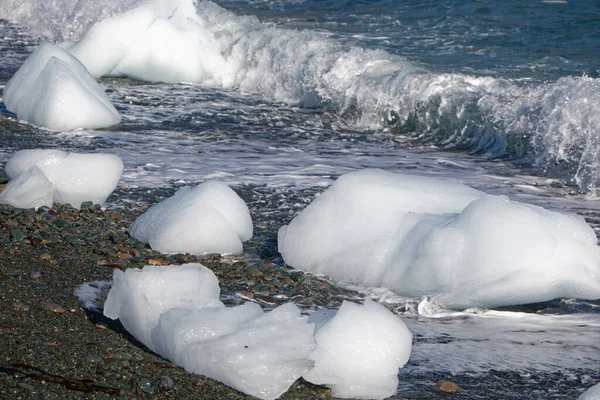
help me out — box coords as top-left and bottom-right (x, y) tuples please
(2, 42), (120, 131)
(103, 263), (223, 351)
(129, 181), (253, 255)
(397, 195), (600, 308)
(579, 382), (600, 400)
(278, 169), (484, 287)
(156, 302), (315, 400)
(304, 299), (412, 399)
(4, 149), (123, 209)
(104, 264), (315, 400)
(68, 0), (230, 83)
(279, 169), (600, 308)
(0, 166), (53, 209)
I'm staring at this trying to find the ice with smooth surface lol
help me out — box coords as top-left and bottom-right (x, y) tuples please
(103, 263), (223, 351)
(103, 264), (316, 400)
(155, 302), (315, 400)
(2, 149), (123, 209)
(278, 169), (600, 308)
(0, 166), (53, 209)
(129, 180), (253, 255)
(67, 0), (230, 83)
(579, 382), (600, 400)
(2, 41), (120, 131)
(304, 299), (412, 400)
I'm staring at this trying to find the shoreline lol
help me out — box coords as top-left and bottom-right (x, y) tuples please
(0, 173), (345, 399)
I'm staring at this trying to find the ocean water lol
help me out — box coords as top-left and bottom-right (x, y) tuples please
(1, 0), (600, 398)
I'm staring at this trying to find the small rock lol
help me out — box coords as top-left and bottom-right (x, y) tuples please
(80, 201), (93, 209)
(85, 354), (102, 364)
(14, 301), (30, 311)
(154, 361), (178, 368)
(158, 375), (174, 389)
(30, 271), (41, 279)
(39, 253), (52, 260)
(148, 259), (168, 266)
(95, 322), (108, 330)
(137, 378), (155, 394)
(435, 380), (462, 393)
(28, 281), (48, 289)
(44, 303), (66, 313)
(110, 352), (132, 361)
(245, 266), (262, 279)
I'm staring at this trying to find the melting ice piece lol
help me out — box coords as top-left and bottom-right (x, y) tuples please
(154, 302), (315, 400)
(304, 299), (412, 400)
(67, 0), (230, 83)
(579, 382), (600, 400)
(129, 181), (253, 255)
(3, 149), (123, 209)
(2, 41), (120, 131)
(278, 168), (600, 308)
(104, 264), (315, 400)
(0, 166), (53, 209)
(103, 263), (223, 351)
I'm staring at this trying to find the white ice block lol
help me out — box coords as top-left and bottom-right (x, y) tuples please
(3, 149), (123, 209)
(129, 180), (253, 255)
(3, 42), (120, 131)
(304, 299), (412, 399)
(279, 169), (600, 308)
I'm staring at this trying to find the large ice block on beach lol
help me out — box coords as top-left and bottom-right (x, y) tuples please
(304, 300), (412, 399)
(67, 0), (229, 83)
(104, 264), (316, 400)
(129, 181), (253, 255)
(103, 263), (223, 351)
(278, 169), (485, 287)
(278, 169), (600, 308)
(3, 149), (123, 208)
(2, 42), (120, 131)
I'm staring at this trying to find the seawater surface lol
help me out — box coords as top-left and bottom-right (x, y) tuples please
(1, 0), (600, 398)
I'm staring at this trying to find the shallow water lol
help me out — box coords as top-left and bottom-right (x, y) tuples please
(2, 0), (600, 398)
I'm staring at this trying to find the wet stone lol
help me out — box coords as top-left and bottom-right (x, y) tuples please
(158, 375), (174, 389)
(44, 303), (66, 313)
(13, 302), (30, 311)
(137, 378), (155, 394)
(85, 354), (102, 364)
(80, 201), (93, 209)
(30, 271), (41, 279)
(245, 266), (262, 279)
(28, 281), (48, 289)
(435, 381), (463, 393)
(11, 228), (27, 241)
(290, 271), (305, 283)
(8, 270), (20, 277)
(112, 352), (133, 361)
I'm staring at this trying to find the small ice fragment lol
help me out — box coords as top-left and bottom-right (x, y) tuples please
(303, 299), (412, 399)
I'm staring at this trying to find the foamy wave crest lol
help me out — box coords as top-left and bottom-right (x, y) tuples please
(3, 0), (600, 191)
